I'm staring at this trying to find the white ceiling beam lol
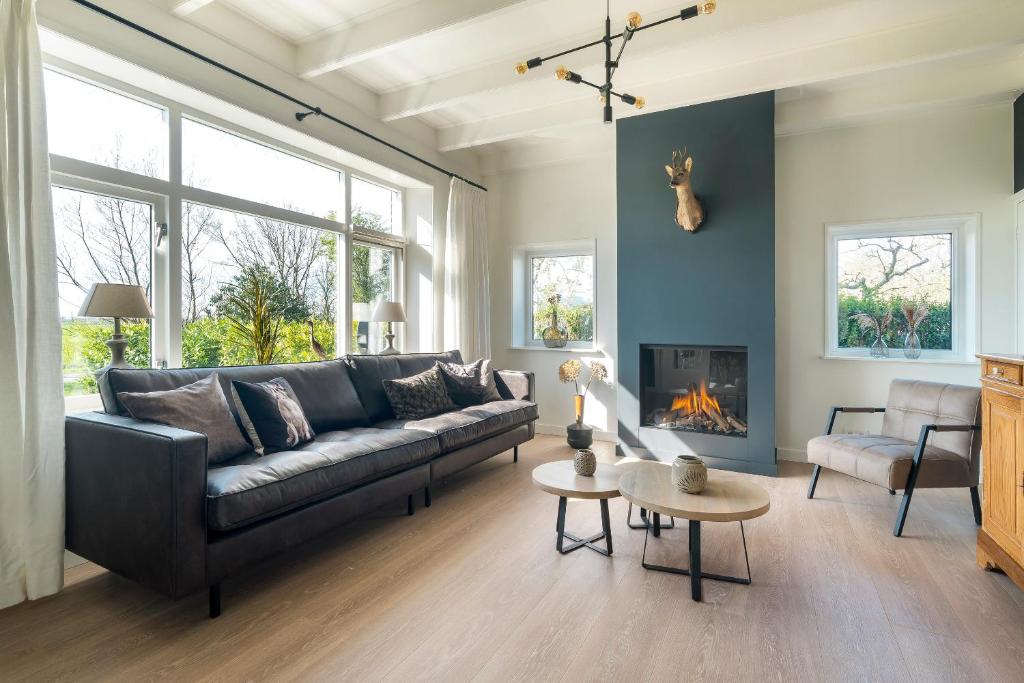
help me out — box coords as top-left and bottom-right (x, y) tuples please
(437, 1), (1024, 150)
(297, 0), (535, 79)
(381, 0), (956, 122)
(168, 0), (216, 17)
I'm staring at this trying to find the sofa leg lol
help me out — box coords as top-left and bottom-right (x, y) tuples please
(513, 446), (518, 463)
(889, 489), (896, 495)
(209, 584), (222, 619)
(407, 494), (414, 516)
(424, 486), (432, 508)
(807, 465), (821, 499)
(970, 486), (982, 526)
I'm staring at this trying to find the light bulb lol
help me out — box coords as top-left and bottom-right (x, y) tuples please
(697, 1), (716, 15)
(627, 11), (642, 29)
(555, 65), (569, 81)
(514, 62), (528, 76)
(634, 96), (646, 109)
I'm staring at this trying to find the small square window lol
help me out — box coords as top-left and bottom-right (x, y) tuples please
(512, 241), (595, 350)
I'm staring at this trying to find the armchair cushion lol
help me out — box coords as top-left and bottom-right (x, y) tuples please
(807, 434), (974, 491)
(881, 380), (981, 462)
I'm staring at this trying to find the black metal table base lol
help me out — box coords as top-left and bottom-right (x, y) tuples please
(555, 496), (613, 556)
(627, 502), (675, 531)
(640, 513), (751, 601)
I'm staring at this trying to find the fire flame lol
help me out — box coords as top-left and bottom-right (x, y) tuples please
(669, 380), (721, 416)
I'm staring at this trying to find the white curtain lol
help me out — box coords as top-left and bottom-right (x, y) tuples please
(0, 0), (66, 610)
(443, 177), (491, 361)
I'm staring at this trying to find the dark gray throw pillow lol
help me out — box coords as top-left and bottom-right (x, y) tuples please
(382, 365), (456, 420)
(437, 358), (503, 406)
(117, 373), (251, 464)
(230, 378), (315, 455)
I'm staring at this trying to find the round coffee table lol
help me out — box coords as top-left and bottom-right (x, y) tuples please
(619, 461), (770, 601)
(532, 460), (621, 556)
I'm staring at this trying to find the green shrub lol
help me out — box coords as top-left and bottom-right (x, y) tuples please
(837, 294), (951, 350)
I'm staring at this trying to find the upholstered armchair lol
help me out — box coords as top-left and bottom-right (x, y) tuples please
(806, 379), (981, 537)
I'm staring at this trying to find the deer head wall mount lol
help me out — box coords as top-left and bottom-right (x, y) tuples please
(665, 148), (705, 233)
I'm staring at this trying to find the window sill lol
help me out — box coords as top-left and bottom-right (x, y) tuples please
(820, 355), (980, 366)
(507, 345), (599, 354)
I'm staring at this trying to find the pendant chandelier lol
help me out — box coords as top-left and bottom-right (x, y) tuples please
(515, 2), (718, 123)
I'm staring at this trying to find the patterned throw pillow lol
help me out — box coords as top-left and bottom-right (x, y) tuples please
(437, 358), (503, 406)
(383, 366), (456, 420)
(117, 373), (251, 464)
(230, 378), (315, 454)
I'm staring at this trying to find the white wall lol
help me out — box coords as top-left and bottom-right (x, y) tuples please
(487, 103), (1016, 456)
(775, 104), (1015, 458)
(487, 154), (618, 440)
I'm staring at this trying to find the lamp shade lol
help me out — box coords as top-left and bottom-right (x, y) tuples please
(78, 283), (154, 319)
(370, 301), (406, 323)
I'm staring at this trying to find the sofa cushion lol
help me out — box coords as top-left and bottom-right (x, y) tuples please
(117, 373), (251, 464)
(230, 378), (315, 455)
(103, 359), (369, 434)
(206, 427), (438, 531)
(375, 399), (538, 452)
(807, 433), (973, 491)
(345, 350), (463, 422)
(437, 358), (503, 406)
(383, 366), (456, 420)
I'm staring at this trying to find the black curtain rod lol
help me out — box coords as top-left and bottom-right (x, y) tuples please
(67, 0), (487, 192)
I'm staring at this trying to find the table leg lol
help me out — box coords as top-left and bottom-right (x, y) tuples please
(689, 520), (702, 601)
(652, 512), (661, 538)
(554, 496), (612, 556)
(556, 496), (567, 553)
(600, 498), (613, 555)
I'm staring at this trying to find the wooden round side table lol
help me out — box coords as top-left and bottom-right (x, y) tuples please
(532, 460), (621, 556)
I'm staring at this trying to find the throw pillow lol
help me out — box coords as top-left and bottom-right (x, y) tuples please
(230, 378), (315, 454)
(382, 366), (456, 420)
(117, 373), (251, 464)
(437, 358), (503, 406)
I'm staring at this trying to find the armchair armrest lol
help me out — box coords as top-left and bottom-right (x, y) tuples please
(824, 406), (886, 435)
(494, 369), (535, 402)
(65, 411), (209, 599)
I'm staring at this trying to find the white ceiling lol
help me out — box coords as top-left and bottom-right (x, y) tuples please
(165, 0), (1024, 163)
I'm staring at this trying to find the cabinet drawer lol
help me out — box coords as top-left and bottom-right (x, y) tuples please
(984, 360), (1022, 386)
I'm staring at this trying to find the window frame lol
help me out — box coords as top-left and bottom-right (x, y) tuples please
(511, 240), (596, 351)
(824, 215), (979, 362)
(44, 61), (408, 396)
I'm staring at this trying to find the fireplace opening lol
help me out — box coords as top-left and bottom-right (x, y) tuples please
(640, 345), (748, 438)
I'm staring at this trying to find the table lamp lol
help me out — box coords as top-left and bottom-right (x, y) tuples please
(370, 301), (406, 355)
(78, 283), (154, 375)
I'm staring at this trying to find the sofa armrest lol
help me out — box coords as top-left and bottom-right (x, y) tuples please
(495, 369), (535, 402)
(65, 411), (209, 599)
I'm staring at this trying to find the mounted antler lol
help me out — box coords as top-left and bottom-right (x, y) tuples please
(665, 148), (705, 232)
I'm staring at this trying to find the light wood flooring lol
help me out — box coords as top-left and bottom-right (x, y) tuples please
(2, 435), (1023, 682)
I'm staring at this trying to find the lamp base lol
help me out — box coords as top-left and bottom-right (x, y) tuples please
(378, 333), (400, 355)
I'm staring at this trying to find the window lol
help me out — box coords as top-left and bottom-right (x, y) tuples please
(351, 176), (401, 235)
(826, 216), (978, 360)
(53, 185), (154, 396)
(512, 241), (595, 350)
(43, 65), (410, 403)
(351, 242), (398, 354)
(44, 69), (168, 179)
(180, 204), (339, 368)
(182, 118), (344, 219)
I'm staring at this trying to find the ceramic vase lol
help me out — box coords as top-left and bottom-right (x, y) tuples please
(672, 455), (708, 494)
(574, 448), (597, 477)
(574, 394), (585, 426)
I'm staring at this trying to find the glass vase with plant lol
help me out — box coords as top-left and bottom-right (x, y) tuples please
(558, 359), (609, 426)
(900, 302), (929, 360)
(850, 311), (892, 358)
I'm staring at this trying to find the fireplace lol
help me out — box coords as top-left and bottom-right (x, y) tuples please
(640, 345), (748, 438)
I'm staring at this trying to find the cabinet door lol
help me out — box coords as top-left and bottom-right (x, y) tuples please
(983, 387), (1023, 557)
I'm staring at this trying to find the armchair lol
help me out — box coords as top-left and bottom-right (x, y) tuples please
(805, 379), (981, 537)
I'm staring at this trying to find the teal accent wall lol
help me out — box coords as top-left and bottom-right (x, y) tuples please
(616, 91), (776, 475)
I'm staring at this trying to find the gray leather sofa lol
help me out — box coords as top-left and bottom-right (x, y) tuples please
(64, 351), (536, 617)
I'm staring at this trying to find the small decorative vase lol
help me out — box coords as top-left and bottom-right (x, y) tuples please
(903, 329), (922, 360)
(672, 455), (708, 494)
(574, 448), (597, 476)
(542, 308), (568, 348)
(574, 394), (585, 426)
(870, 335), (889, 359)
(566, 423), (594, 449)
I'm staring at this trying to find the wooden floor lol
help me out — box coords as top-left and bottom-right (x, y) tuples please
(2, 436), (1023, 682)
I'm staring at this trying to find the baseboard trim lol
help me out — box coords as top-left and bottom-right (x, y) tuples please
(536, 423), (618, 443)
(777, 447), (808, 463)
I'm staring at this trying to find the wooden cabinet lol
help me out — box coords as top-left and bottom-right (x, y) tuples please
(977, 353), (1024, 589)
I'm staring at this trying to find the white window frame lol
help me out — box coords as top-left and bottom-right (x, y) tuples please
(511, 240), (596, 351)
(45, 60), (409, 390)
(825, 215), (979, 362)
